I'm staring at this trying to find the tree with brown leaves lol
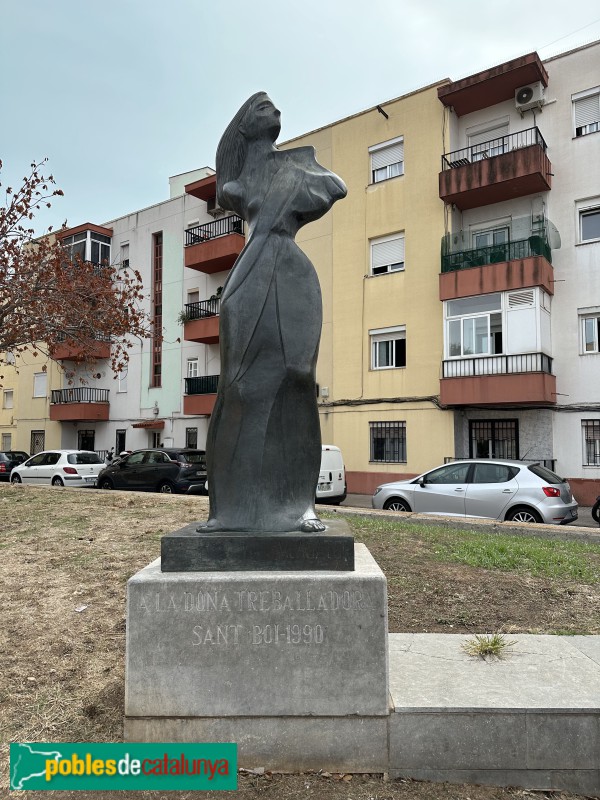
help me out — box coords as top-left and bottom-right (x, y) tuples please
(0, 158), (152, 383)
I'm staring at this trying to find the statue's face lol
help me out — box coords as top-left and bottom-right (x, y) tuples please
(241, 95), (281, 142)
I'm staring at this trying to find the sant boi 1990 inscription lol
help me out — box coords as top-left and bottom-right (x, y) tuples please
(125, 551), (389, 718)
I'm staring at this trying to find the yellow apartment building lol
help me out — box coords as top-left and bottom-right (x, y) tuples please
(281, 81), (455, 493)
(0, 349), (62, 455)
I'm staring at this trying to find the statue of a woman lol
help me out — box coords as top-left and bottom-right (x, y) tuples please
(201, 92), (347, 533)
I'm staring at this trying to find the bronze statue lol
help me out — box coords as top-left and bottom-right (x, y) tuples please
(199, 92), (347, 533)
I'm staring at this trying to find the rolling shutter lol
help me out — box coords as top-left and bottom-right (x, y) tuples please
(372, 236), (405, 270)
(574, 93), (600, 128)
(370, 140), (404, 170)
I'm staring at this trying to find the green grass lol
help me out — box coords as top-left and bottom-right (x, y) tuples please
(343, 514), (600, 584)
(462, 632), (516, 659)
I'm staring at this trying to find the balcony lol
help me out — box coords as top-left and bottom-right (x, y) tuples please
(440, 353), (556, 406)
(437, 52), (548, 117)
(439, 127), (552, 210)
(51, 335), (111, 362)
(49, 387), (110, 421)
(440, 236), (554, 301)
(183, 375), (219, 416)
(184, 216), (244, 274)
(183, 298), (220, 344)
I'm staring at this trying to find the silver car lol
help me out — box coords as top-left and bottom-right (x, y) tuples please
(372, 459), (578, 525)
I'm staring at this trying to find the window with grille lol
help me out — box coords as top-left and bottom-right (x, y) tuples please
(370, 326), (406, 369)
(573, 88), (600, 137)
(371, 233), (405, 275)
(583, 420), (600, 466)
(370, 421), (406, 463)
(186, 427), (198, 449)
(30, 430), (45, 455)
(469, 419), (519, 460)
(369, 137), (404, 184)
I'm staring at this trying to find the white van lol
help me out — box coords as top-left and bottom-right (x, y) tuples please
(316, 445), (346, 505)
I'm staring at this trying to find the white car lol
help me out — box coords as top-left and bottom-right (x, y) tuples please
(10, 450), (104, 488)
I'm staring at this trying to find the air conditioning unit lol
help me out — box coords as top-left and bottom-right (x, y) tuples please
(515, 82), (545, 112)
(206, 196), (224, 218)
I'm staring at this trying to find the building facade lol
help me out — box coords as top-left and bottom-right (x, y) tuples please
(4, 40), (599, 504)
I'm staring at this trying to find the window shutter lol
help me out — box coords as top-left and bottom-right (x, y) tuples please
(372, 237), (404, 269)
(371, 141), (404, 170)
(468, 124), (509, 147)
(574, 94), (600, 127)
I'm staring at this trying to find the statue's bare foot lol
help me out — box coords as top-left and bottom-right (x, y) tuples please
(300, 517), (326, 532)
(196, 518), (223, 532)
(299, 508), (326, 532)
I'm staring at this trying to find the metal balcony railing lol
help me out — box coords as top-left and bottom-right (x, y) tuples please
(185, 298), (221, 320)
(55, 331), (112, 343)
(185, 375), (220, 395)
(441, 127), (548, 171)
(442, 352), (553, 379)
(50, 388), (110, 404)
(441, 236), (552, 273)
(185, 216), (243, 246)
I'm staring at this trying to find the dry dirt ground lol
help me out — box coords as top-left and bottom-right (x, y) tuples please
(1, 483), (599, 800)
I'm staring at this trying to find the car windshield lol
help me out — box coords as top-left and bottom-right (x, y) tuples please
(68, 453), (103, 465)
(528, 464), (564, 484)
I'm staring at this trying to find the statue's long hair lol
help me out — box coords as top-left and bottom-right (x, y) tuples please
(215, 92), (267, 209)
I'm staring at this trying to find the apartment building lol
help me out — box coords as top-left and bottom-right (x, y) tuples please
(437, 39), (600, 503)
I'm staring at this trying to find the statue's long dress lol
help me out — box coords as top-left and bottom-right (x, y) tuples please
(205, 148), (344, 532)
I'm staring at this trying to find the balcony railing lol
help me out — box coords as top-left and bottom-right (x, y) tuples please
(185, 375), (219, 395)
(443, 352), (552, 379)
(185, 216), (243, 246)
(441, 236), (551, 273)
(441, 127), (548, 171)
(185, 298), (221, 320)
(51, 388), (110, 404)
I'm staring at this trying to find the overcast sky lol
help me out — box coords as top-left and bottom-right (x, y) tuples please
(2, 0), (599, 234)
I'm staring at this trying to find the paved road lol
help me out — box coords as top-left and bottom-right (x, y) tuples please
(341, 493), (598, 529)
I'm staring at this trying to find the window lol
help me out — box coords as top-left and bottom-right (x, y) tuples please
(573, 87), (600, 138)
(371, 234), (405, 275)
(120, 243), (130, 269)
(446, 294), (502, 358)
(469, 420), (519, 459)
(472, 226), (509, 250)
(424, 462), (471, 484)
(62, 232), (87, 262)
(370, 326), (406, 369)
(186, 427), (198, 449)
(90, 233), (111, 266)
(5, 351), (15, 365)
(467, 121), (509, 161)
(581, 312), (600, 353)
(370, 421), (406, 463)
(187, 358), (199, 378)
(151, 232), (163, 387)
(78, 430), (95, 451)
(579, 206), (600, 243)
(117, 368), (128, 393)
(3, 390), (13, 409)
(1, 433), (11, 450)
(583, 420), (600, 466)
(187, 290), (200, 305)
(33, 372), (47, 398)
(369, 137), (404, 183)
(471, 463), (518, 483)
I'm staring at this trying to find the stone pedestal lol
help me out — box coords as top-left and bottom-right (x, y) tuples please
(124, 540), (389, 771)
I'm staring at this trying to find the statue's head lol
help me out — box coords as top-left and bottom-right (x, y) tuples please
(216, 92), (280, 205)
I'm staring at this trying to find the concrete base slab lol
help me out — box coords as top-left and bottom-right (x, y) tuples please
(388, 633), (600, 794)
(124, 715), (389, 773)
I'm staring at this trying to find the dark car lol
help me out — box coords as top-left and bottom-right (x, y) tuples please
(0, 451), (30, 481)
(97, 448), (207, 494)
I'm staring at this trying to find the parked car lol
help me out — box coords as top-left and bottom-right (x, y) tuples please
(316, 445), (347, 505)
(97, 448), (207, 494)
(0, 451), (29, 482)
(10, 450), (104, 488)
(372, 459), (578, 525)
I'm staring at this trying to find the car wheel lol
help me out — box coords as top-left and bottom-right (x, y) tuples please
(51, 476), (64, 487)
(11, 473), (22, 484)
(99, 478), (114, 490)
(505, 506), (542, 524)
(591, 501), (600, 525)
(157, 481), (175, 494)
(383, 497), (411, 513)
